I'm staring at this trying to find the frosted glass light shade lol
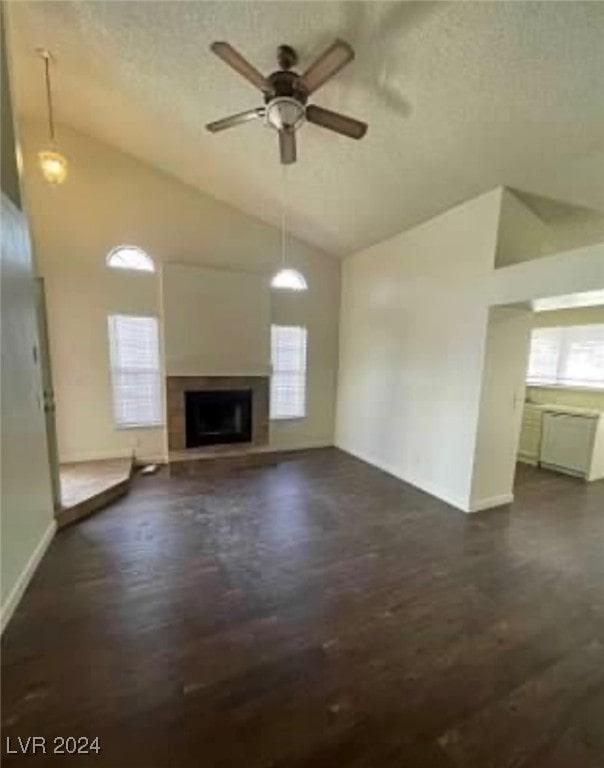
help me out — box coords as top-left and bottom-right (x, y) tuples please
(38, 149), (68, 185)
(271, 268), (307, 291)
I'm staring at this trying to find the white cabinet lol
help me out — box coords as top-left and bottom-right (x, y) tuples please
(540, 409), (604, 481)
(517, 403), (604, 480)
(518, 404), (542, 465)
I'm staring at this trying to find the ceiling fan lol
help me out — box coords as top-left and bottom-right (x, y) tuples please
(206, 40), (368, 165)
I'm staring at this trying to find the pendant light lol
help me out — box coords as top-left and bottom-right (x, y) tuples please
(37, 49), (68, 186)
(271, 166), (307, 291)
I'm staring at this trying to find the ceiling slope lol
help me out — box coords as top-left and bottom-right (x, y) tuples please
(7, 1), (604, 256)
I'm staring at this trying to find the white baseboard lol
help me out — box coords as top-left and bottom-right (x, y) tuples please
(266, 439), (334, 453)
(469, 493), (514, 513)
(336, 444), (470, 513)
(1, 519), (56, 634)
(60, 448), (134, 464)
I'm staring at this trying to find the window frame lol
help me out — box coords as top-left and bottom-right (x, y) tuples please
(106, 245), (155, 273)
(107, 314), (163, 429)
(526, 324), (604, 391)
(270, 324), (308, 421)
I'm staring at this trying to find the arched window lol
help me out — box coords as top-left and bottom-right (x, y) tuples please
(106, 245), (155, 273)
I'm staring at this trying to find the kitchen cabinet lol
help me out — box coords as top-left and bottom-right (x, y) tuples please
(518, 403), (604, 481)
(540, 407), (604, 480)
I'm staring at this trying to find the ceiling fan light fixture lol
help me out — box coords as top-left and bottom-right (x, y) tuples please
(271, 268), (308, 291)
(265, 97), (305, 131)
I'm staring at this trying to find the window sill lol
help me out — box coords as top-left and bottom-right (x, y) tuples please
(270, 416), (306, 422)
(527, 384), (604, 393)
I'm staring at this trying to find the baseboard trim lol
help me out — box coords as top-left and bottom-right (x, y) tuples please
(336, 444), (470, 513)
(60, 449), (134, 464)
(267, 439), (334, 453)
(469, 493), (514, 513)
(1, 519), (56, 634)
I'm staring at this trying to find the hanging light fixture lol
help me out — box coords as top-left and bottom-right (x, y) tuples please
(36, 49), (68, 185)
(271, 166), (307, 291)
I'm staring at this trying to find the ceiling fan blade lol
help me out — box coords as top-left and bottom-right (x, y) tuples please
(210, 42), (269, 92)
(299, 39), (354, 95)
(206, 108), (265, 133)
(279, 129), (297, 165)
(305, 104), (367, 139)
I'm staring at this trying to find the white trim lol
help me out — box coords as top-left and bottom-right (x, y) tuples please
(336, 444), (470, 513)
(527, 384), (604, 393)
(60, 448), (134, 463)
(270, 416), (306, 422)
(1, 520), (56, 634)
(517, 453), (539, 466)
(468, 493), (514, 513)
(265, 439), (333, 452)
(59, 448), (164, 464)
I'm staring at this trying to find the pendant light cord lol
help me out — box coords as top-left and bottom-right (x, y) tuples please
(43, 52), (56, 144)
(280, 164), (288, 269)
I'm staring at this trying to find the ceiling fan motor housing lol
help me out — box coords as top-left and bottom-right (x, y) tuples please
(266, 69), (308, 101)
(264, 66), (307, 132)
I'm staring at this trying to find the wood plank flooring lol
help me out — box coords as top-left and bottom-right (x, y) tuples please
(2, 450), (603, 766)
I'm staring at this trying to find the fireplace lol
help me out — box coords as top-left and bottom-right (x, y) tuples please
(167, 376), (269, 453)
(185, 389), (252, 448)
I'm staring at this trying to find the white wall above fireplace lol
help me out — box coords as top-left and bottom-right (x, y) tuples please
(162, 264), (271, 377)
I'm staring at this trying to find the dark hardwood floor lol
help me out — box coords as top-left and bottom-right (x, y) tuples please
(2, 449), (603, 766)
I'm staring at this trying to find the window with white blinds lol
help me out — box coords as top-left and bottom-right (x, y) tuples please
(270, 325), (307, 420)
(108, 315), (162, 427)
(527, 324), (604, 389)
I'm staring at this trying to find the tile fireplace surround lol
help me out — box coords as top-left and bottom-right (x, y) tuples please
(166, 376), (269, 453)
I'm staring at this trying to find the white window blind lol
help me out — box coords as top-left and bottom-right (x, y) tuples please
(270, 325), (307, 420)
(527, 324), (604, 389)
(108, 315), (162, 427)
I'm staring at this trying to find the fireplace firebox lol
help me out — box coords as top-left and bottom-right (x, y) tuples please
(184, 389), (252, 448)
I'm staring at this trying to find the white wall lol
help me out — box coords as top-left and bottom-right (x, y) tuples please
(495, 189), (549, 267)
(492, 242), (604, 306)
(470, 307), (532, 511)
(162, 264), (270, 377)
(495, 188), (604, 268)
(18, 120), (340, 461)
(337, 184), (603, 513)
(336, 190), (502, 510)
(1, 9), (20, 210)
(1, 18), (55, 631)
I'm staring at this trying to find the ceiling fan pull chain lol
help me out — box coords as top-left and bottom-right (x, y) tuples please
(41, 51), (56, 144)
(281, 164), (288, 268)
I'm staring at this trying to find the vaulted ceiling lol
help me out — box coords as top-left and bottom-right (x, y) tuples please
(7, 1), (604, 256)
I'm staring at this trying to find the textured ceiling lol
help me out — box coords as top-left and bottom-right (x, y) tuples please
(7, 0), (604, 256)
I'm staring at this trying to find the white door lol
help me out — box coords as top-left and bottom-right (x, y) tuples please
(34, 278), (62, 509)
